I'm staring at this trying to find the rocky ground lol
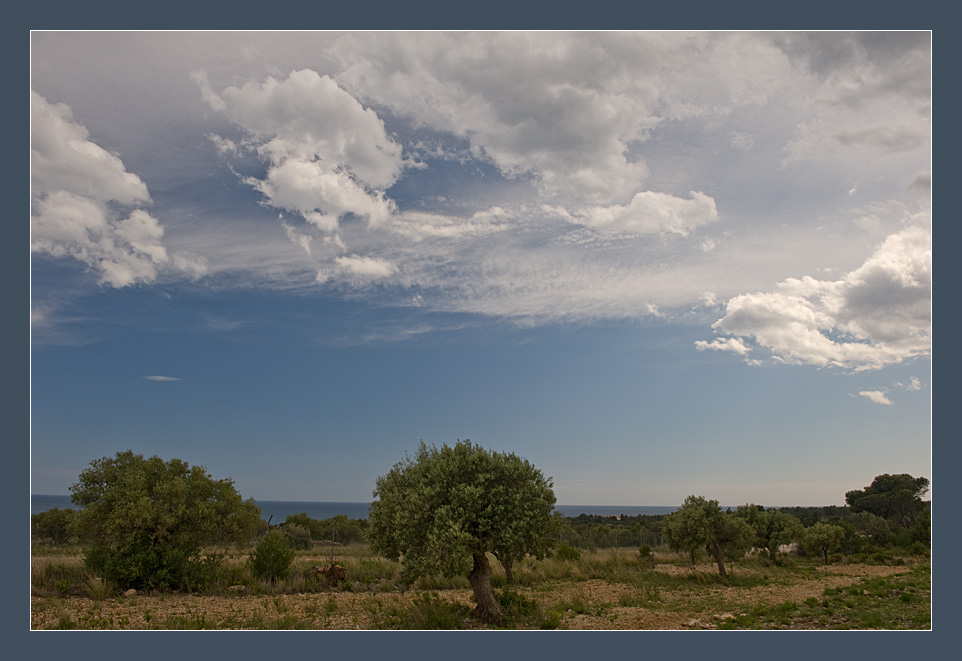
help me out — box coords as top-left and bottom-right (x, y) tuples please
(31, 562), (915, 630)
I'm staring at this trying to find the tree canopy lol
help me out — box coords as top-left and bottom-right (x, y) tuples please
(845, 473), (930, 528)
(801, 522), (846, 564)
(664, 495), (755, 576)
(735, 504), (804, 563)
(70, 450), (262, 590)
(368, 440), (558, 624)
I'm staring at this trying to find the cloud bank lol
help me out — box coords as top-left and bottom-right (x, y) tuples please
(31, 32), (931, 372)
(31, 92), (207, 288)
(696, 209), (931, 371)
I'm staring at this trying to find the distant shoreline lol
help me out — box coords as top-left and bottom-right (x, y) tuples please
(32, 494), (834, 519)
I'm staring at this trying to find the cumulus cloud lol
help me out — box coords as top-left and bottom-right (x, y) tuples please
(31, 92), (207, 288)
(196, 68), (405, 229)
(858, 390), (893, 406)
(575, 190), (718, 237)
(697, 208), (930, 371)
(331, 32), (794, 207)
(694, 336), (751, 355)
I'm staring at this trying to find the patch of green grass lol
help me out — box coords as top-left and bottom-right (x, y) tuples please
(724, 564), (930, 630)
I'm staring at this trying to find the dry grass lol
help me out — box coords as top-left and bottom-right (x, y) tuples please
(30, 545), (930, 630)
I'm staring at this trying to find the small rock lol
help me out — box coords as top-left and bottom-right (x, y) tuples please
(719, 613), (735, 620)
(124, 589), (138, 598)
(228, 585), (246, 593)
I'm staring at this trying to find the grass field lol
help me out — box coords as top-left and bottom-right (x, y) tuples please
(30, 545), (930, 630)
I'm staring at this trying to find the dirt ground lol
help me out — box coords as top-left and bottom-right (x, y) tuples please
(30, 562), (913, 630)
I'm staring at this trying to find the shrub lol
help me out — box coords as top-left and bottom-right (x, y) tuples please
(69, 450), (262, 591)
(555, 542), (582, 561)
(31, 507), (78, 545)
(280, 524), (312, 550)
(250, 530), (295, 582)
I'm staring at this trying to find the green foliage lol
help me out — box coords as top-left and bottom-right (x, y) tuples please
(250, 530), (296, 582)
(664, 496), (755, 575)
(280, 513), (368, 546)
(369, 440), (557, 624)
(31, 507), (78, 545)
(735, 505), (803, 562)
(69, 450), (262, 591)
(802, 522), (846, 564)
(280, 524), (312, 550)
(555, 541), (582, 561)
(845, 473), (930, 528)
(369, 440), (556, 581)
(849, 511), (896, 545)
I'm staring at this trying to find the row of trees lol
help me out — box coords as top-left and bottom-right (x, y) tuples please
(32, 445), (930, 627)
(662, 474), (931, 576)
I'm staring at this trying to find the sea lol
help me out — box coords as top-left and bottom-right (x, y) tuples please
(31, 494), (678, 520)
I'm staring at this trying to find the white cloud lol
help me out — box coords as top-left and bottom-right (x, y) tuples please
(694, 336), (750, 355)
(31, 92), (207, 288)
(858, 390), (893, 406)
(575, 191), (718, 237)
(197, 68), (405, 228)
(333, 254), (399, 282)
(143, 375), (182, 382)
(31, 91), (150, 205)
(905, 376), (922, 391)
(331, 33), (794, 207)
(699, 208), (930, 371)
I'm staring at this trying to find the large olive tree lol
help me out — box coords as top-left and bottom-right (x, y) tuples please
(368, 440), (558, 625)
(70, 450), (262, 590)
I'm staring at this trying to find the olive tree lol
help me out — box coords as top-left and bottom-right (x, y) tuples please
(801, 522), (846, 564)
(368, 440), (558, 625)
(70, 450), (262, 590)
(664, 495), (755, 576)
(735, 504), (804, 563)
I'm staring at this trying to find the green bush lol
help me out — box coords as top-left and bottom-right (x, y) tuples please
(69, 451), (262, 591)
(250, 530), (295, 582)
(555, 542), (582, 561)
(280, 524), (312, 550)
(32, 507), (78, 545)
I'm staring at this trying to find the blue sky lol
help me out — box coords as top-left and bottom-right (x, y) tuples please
(30, 31), (931, 506)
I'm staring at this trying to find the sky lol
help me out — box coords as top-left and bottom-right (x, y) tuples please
(29, 31), (931, 507)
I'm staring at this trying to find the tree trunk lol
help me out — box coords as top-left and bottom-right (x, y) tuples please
(468, 553), (504, 625)
(711, 542), (727, 577)
(822, 547), (829, 565)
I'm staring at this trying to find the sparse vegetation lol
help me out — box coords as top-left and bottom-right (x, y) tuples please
(32, 461), (931, 630)
(31, 540), (930, 629)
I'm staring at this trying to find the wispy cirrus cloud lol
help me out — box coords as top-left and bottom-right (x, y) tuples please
(142, 375), (182, 382)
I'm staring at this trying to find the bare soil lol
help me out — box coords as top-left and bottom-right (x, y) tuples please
(30, 561), (913, 630)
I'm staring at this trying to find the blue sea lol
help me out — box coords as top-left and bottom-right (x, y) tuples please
(32, 495), (679, 520)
